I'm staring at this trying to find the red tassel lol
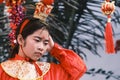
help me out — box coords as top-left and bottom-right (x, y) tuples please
(105, 15), (115, 54)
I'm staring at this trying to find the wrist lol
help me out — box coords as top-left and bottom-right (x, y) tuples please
(50, 43), (63, 55)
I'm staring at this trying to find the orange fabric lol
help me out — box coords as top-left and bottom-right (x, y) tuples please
(0, 43), (86, 80)
(48, 43), (87, 80)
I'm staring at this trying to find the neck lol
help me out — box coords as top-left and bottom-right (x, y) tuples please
(18, 45), (28, 59)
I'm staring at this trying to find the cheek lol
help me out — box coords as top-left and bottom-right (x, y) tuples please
(24, 40), (35, 49)
(44, 45), (49, 51)
(41, 45), (47, 51)
(44, 47), (48, 51)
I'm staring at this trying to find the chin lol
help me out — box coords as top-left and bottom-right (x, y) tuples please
(35, 57), (41, 61)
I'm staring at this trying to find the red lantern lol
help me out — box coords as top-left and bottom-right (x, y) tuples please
(101, 0), (115, 54)
(42, 0), (54, 5)
(101, 1), (115, 15)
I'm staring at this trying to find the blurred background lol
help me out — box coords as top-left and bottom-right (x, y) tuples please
(0, 0), (120, 80)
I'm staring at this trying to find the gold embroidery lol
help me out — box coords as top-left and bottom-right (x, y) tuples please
(1, 60), (50, 80)
(36, 62), (50, 76)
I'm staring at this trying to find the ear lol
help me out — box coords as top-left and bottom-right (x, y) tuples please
(17, 34), (24, 46)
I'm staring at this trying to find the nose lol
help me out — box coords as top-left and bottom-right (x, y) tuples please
(37, 43), (44, 51)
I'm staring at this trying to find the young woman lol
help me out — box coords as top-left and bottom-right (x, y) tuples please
(0, 16), (87, 80)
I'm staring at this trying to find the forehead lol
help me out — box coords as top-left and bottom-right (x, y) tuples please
(32, 29), (49, 39)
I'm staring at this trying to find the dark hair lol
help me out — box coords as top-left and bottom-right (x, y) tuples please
(10, 16), (50, 58)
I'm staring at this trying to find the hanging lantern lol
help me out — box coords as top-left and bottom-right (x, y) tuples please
(101, 0), (115, 54)
(101, 1), (115, 15)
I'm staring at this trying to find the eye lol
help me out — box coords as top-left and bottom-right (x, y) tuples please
(44, 42), (48, 46)
(34, 38), (41, 42)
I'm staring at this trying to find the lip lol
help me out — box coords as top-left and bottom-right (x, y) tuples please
(35, 52), (42, 57)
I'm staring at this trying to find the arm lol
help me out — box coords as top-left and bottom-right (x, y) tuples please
(47, 36), (87, 80)
(50, 43), (87, 80)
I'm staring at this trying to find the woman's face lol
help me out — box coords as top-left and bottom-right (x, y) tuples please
(19, 29), (49, 61)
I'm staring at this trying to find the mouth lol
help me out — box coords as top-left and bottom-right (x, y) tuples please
(35, 52), (43, 57)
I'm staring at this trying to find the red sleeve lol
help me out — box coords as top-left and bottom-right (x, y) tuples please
(50, 43), (87, 80)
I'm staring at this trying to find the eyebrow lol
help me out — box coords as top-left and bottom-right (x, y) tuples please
(34, 36), (49, 42)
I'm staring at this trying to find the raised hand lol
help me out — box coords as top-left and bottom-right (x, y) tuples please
(47, 35), (54, 52)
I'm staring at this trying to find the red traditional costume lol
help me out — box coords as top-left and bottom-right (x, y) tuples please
(0, 43), (87, 80)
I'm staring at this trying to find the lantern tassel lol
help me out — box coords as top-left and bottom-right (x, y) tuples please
(105, 15), (115, 53)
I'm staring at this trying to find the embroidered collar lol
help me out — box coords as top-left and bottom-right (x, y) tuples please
(1, 54), (50, 80)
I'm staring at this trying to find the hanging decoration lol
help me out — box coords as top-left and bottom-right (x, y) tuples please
(6, 0), (25, 48)
(34, 0), (54, 21)
(101, 0), (115, 54)
(5, 0), (54, 48)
